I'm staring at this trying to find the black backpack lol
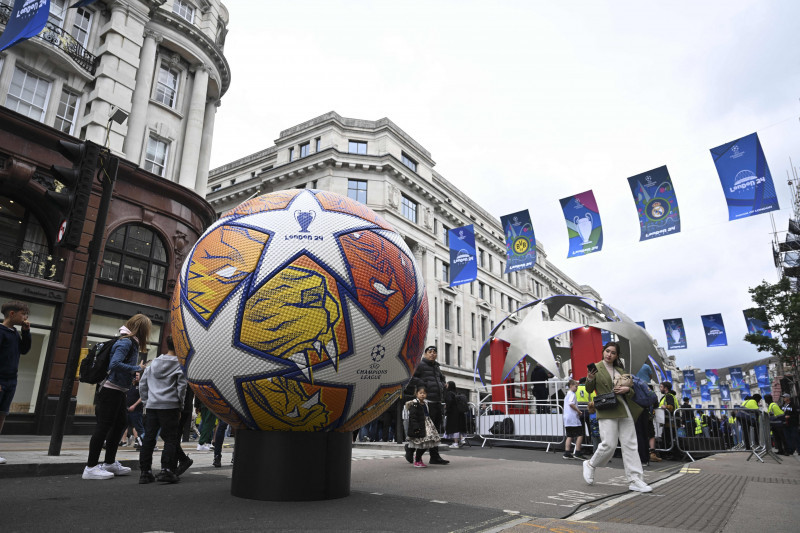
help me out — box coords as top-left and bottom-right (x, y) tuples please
(79, 337), (121, 384)
(489, 417), (515, 435)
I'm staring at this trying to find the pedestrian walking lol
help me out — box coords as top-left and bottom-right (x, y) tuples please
(405, 385), (442, 468)
(0, 301), (31, 465)
(138, 335), (188, 484)
(444, 381), (467, 448)
(563, 380), (585, 460)
(405, 346), (449, 465)
(83, 314), (149, 480)
(582, 341), (652, 493)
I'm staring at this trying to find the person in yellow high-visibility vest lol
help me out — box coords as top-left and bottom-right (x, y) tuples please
(575, 378), (592, 444)
(764, 394), (785, 454)
(739, 393), (762, 450)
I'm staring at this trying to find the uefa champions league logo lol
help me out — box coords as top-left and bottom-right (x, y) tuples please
(730, 145), (745, 159)
(644, 175), (657, 188)
(511, 216), (521, 227)
(572, 198), (585, 210)
(370, 344), (386, 363)
(458, 230), (466, 240)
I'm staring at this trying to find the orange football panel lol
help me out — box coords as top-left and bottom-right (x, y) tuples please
(186, 225), (269, 321)
(339, 231), (416, 328)
(169, 280), (191, 367)
(191, 382), (248, 429)
(222, 189), (303, 218)
(315, 190), (394, 231)
(400, 290), (429, 374)
(337, 385), (402, 432)
(240, 377), (349, 431)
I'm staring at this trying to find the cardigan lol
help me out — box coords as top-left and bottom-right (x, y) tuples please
(585, 360), (643, 420)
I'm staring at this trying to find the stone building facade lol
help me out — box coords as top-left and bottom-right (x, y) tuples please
(206, 112), (607, 397)
(0, 0), (228, 434)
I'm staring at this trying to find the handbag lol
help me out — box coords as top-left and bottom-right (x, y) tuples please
(593, 392), (618, 411)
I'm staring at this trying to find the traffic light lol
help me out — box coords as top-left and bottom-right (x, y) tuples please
(47, 140), (100, 249)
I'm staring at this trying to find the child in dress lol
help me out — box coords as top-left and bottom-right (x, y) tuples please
(405, 386), (441, 468)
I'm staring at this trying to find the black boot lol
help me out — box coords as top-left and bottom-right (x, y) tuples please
(176, 456), (193, 475)
(156, 469), (179, 483)
(139, 470), (155, 484)
(428, 447), (450, 465)
(212, 456), (221, 468)
(404, 445), (413, 464)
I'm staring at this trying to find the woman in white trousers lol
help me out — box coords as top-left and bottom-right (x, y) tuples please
(583, 342), (652, 493)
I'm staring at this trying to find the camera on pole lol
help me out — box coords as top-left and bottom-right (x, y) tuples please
(47, 140), (100, 250)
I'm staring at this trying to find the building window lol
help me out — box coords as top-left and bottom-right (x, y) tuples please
(441, 261), (449, 283)
(288, 147), (294, 162)
(144, 135), (169, 177)
(479, 248), (485, 267)
(472, 350), (477, 370)
(501, 294), (505, 311)
(456, 306), (461, 334)
(210, 184), (221, 192)
(401, 195), (417, 223)
(489, 287), (494, 304)
(300, 141), (310, 158)
(315, 137), (321, 152)
(54, 88), (80, 135)
(347, 179), (367, 204)
(154, 64), (180, 108)
(489, 254), (493, 273)
(348, 140), (367, 154)
(444, 301), (451, 331)
(434, 297), (438, 327)
(100, 224), (168, 292)
(471, 313), (476, 339)
(72, 7), (93, 48)
(441, 223), (449, 246)
(48, 0), (67, 27)
(401, 152), (417, 172)
(481, 316), (487, 339)
(173, 0), (195, 23)
(445, 343), (451, 366)
(0, 196), (60, 281)
(478, 282), (485, 299)
(470, 281), (474, 295)
(6, 67), (51, 122)
(457, 346), (463, 368)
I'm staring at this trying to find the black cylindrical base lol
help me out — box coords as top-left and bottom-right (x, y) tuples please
(231, 430), (352, 501)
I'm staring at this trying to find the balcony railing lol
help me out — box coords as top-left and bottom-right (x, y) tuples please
(0, 5), (99, 75)
(0, 245), (65, 282)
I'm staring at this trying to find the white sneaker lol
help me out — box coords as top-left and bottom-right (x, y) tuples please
(582, 460), (594, 485)
(0, 456), (6, 464)
(82, 465), (114, 480)
(197, 444), (210, 451)
(629, 478), (652, 492)
(101, 461), (132, 476)
(450, 443), (460, 449)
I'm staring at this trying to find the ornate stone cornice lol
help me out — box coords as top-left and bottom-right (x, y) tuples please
(143, 28), (163, 44)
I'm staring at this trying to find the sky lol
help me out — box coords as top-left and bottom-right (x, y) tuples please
(209, 1), (800, 372)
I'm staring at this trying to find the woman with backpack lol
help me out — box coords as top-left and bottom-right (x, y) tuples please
(83, 314), (149, 480)
(582, 342), (652, 493)
(444, 381), (467, 448)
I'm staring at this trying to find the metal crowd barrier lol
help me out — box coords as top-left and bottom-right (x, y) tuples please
(474, 380), (569, 451)
(667, 407), (781, 463)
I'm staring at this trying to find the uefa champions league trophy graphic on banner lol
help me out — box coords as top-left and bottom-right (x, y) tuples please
(670, 325), (681, 346)
(574, 213), (593, 244)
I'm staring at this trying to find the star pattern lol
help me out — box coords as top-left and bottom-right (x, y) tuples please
(311, 297), (412, 423)
(231, 190), (383, 288)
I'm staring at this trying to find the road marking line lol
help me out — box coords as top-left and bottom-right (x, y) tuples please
(503, 510), (520, 514)
(370, 492), (383, 495)
(569, 473), (684, 521)
(430, 499), (448, 504)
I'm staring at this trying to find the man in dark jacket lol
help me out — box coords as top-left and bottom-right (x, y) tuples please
(0, 301), (31, 465)
(405, 346), (449, 465)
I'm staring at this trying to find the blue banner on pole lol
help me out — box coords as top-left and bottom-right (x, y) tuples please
(710, 132), (779, 220)
(719, 385), (731, 402)
(739, 379), (751, 396)
(701, 313), (728, 347)
(627, 165), (681, 241)
(600, 329), (612, 345)
(664, 318), (687, 349)
(560, 190), (603, 257)
(635, 321), (646, 329)
(0, 0), (50, 53)
(743, 308), (772, 338)
(729, 367), (744, 389)
(665, 370), (673, 384)
(700, 383), (711, 402)
(705, 369), (720, 390)
(682, 369), (697, 390)
(500, 210), (536, 273)
(448, 224), (477, 287)
(754, 364), (770, 387)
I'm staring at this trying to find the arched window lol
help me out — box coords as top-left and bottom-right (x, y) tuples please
(0, 195), (62, 281)
(100, 224), (168, 292)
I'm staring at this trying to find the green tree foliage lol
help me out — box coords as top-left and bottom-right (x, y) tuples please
(744, 277), (800, 368)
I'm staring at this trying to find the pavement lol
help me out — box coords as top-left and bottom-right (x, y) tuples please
(1, 435), (799, 532)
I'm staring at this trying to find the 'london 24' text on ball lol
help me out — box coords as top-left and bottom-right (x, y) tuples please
(170, 189), (428, 432)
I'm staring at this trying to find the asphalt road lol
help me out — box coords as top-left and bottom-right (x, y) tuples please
(3, 443), (684, 532)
